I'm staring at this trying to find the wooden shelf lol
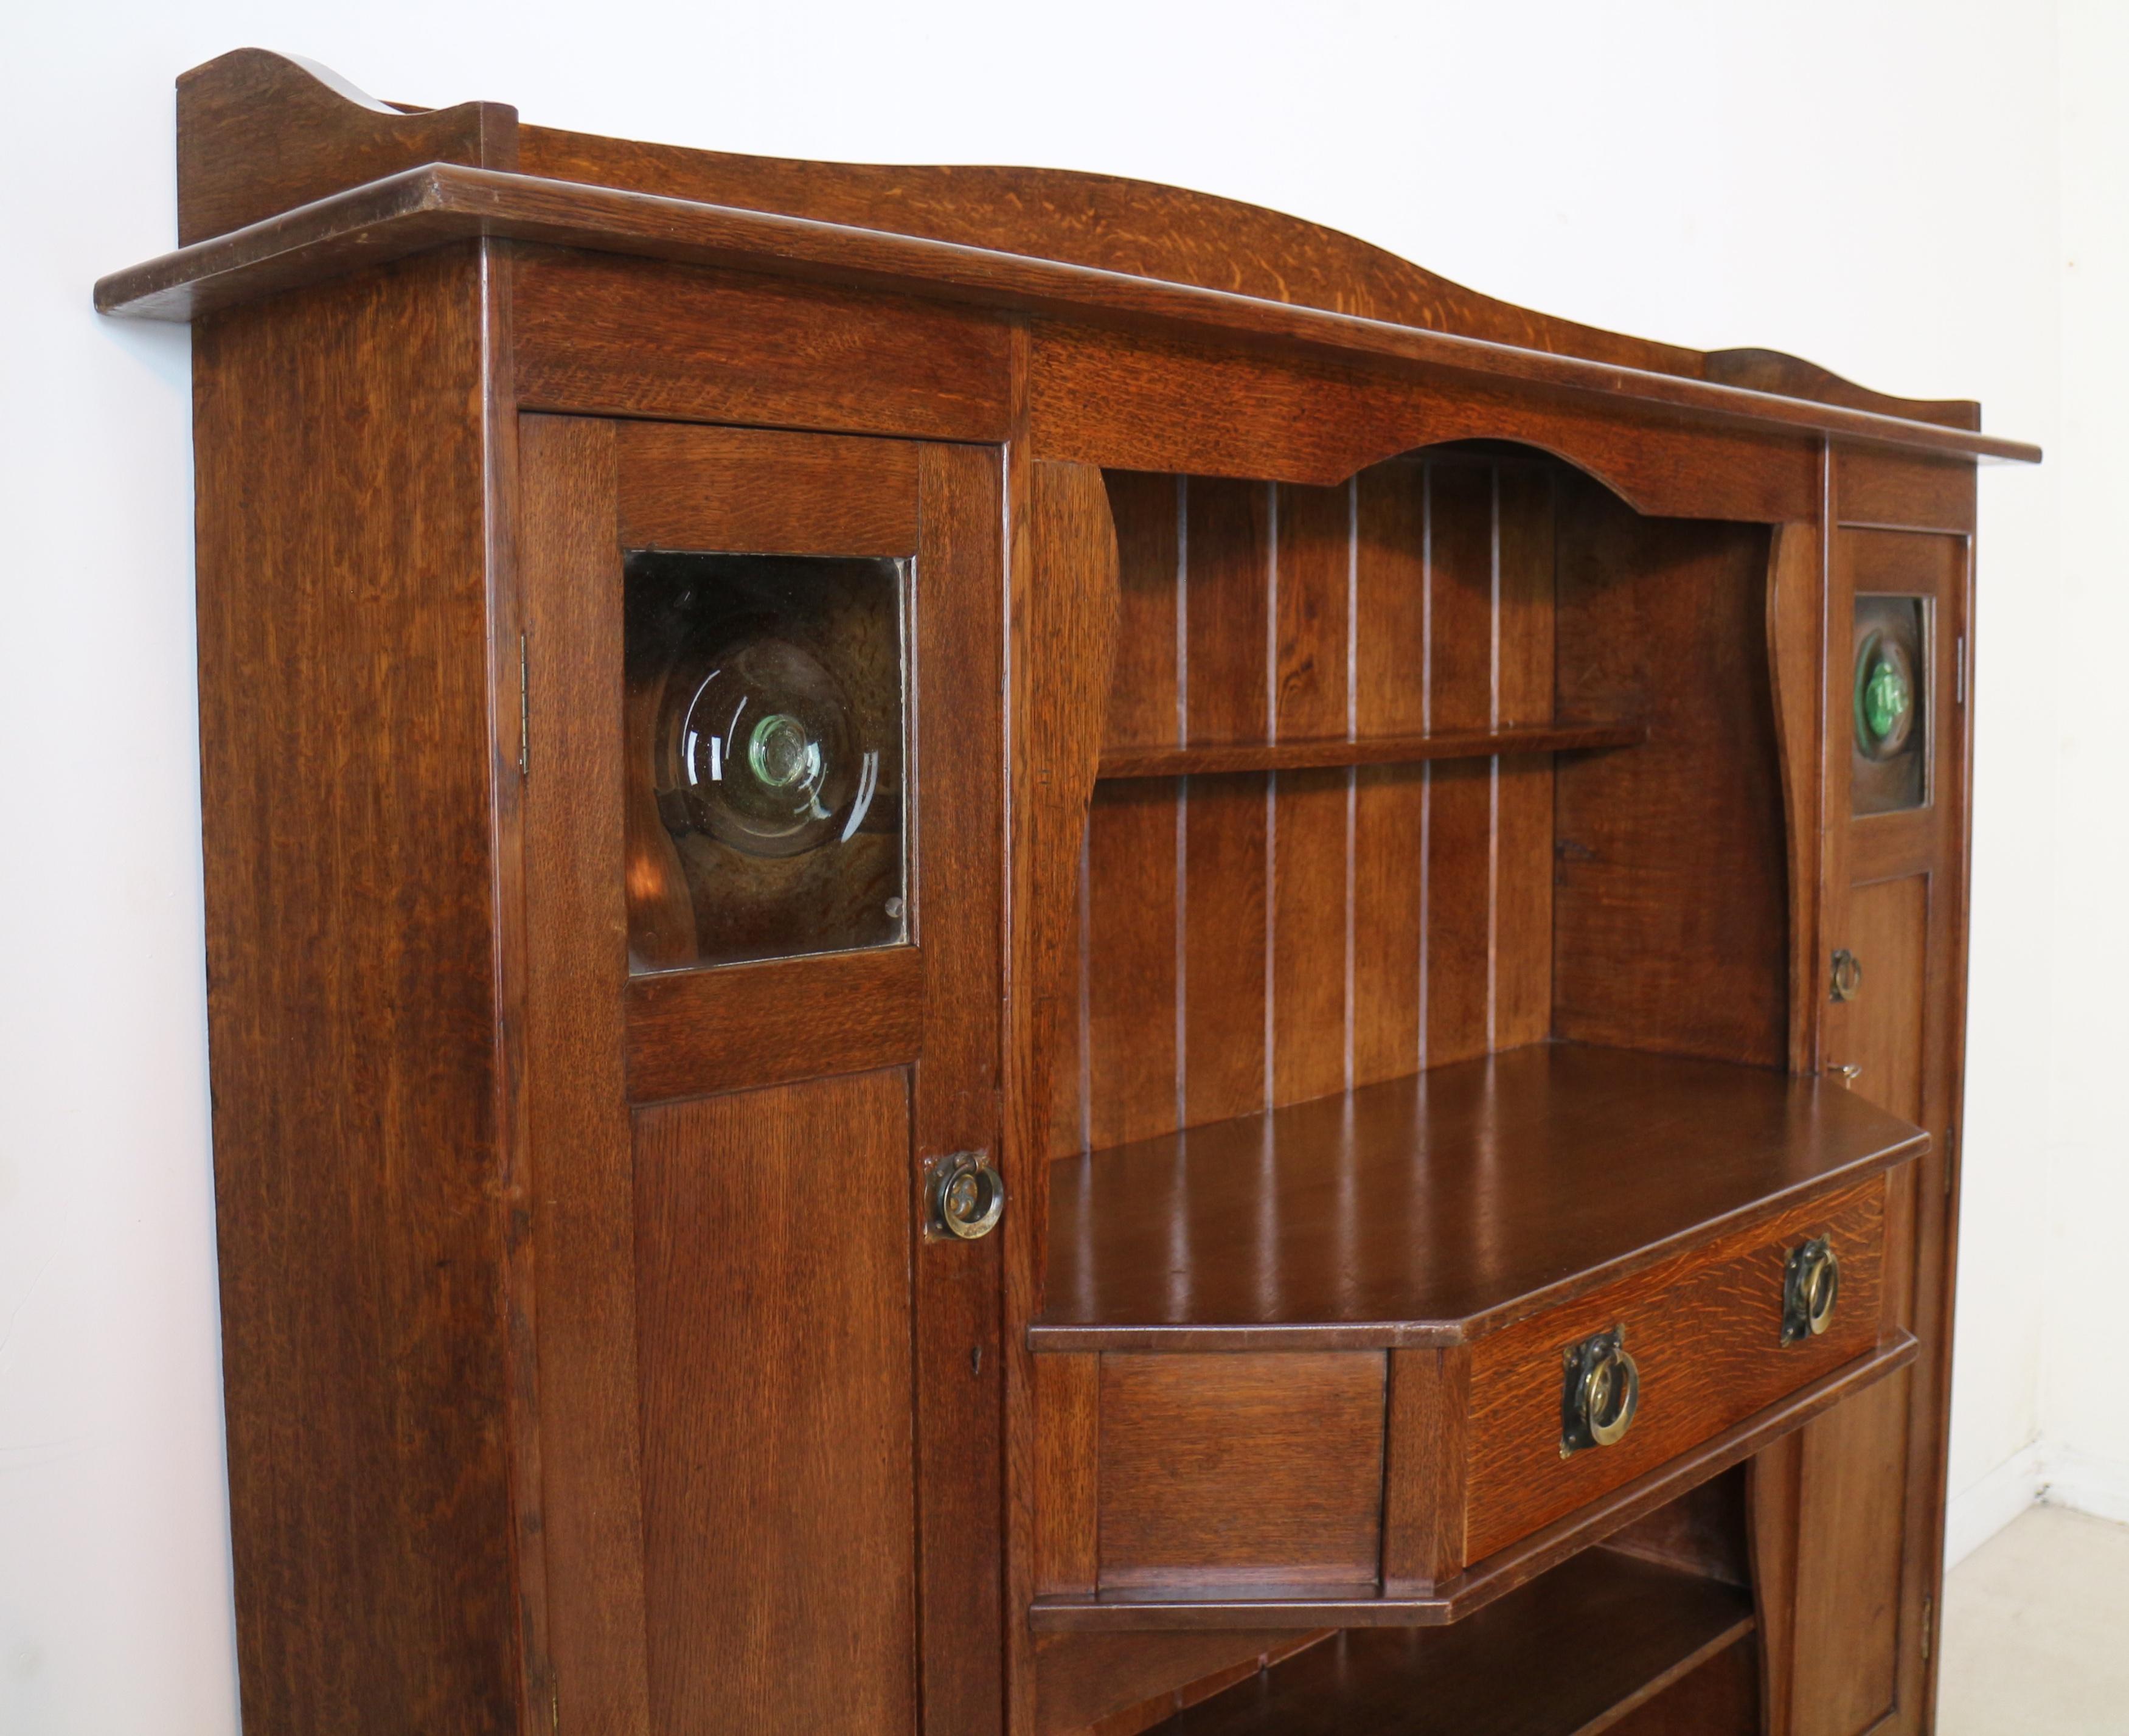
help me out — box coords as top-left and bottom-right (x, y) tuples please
(1148, 1548), (1752, 1736)
(1094, 720), (1644, 781)
(1035, 1041), (1926, 1353)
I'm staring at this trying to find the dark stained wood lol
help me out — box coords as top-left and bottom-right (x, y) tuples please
(99, 164), (2040, 471)
(1028, 1331), (1916, 1633)
(1180, 771), (1269, 1126)
(1035, 1354), (1100, 1598)
(624, 946), (923, 1102)
(616, 419), (919, 554)
(1766, 519), (1828, 1074)
(634, 1071), (917, 1735)
(1350, 465), (1428, 1089)
(1032, 1631), (1332, 1736)
(1102, 471), (1183, 751)
(1462, 1179), (1884, 1563)
(1553, 476), (1790, 1067)
(1038, 1043), (1924, 1351)
(196, 245), (523, 1736)
(1786, 1370), (1913, 1735)
(1005, 454), (1120, 1735)
(1096, 1353), (1386, 1592)
(519, 414), (654, 1736)
(515, 246), (1014, 442)
(1605, 1466), (1751, 1589)
(909, 440), (1009, 1736)
(134, 55), (2017, 1736)
(1085, 780), (1179, 1150)
(176, 48), (516, 246)
(1603, 1630), (1760, 1736)
(1097, 719), (1640, 778)
(1381, 1347), (1471, 1594)
(1147, 1550), (1754, 1736)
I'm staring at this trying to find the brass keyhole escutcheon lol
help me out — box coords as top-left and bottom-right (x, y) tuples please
(1782, 1238), (1841, 1345)
(1560, 1325), (1641, 1457)
(925, 1150), (1005, 1241)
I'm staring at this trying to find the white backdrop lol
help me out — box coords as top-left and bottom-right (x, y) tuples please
(0, 3), (2102, 1730)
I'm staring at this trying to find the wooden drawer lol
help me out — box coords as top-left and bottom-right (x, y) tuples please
(1033, 1173), (1894, 1617)
(1457, 1176), (1886, 1564)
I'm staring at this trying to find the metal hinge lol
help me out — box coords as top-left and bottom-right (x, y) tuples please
(1922, 1593), (1934, 1661)
(1955, 636), (1967, 705)
(518, 633), (531, 777)
(1946, 1118), (1957, 1197)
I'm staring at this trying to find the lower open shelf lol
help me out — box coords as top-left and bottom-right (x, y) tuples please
(1143, 1547), (1754, 1736)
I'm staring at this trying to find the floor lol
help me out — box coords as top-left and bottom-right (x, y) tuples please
(1937, 1505), (2129, 1734)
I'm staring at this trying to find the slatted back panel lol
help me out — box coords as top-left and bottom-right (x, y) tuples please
(1052, 453), (1559, 1156)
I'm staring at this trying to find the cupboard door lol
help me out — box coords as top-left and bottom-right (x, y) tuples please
(1778, 454), (1973, 1736)
(518, 417), (1004, 1736)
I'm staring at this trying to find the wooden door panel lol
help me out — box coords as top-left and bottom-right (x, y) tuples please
(636, 1071), (917, 1735)
(521, 417), (1002, 1736)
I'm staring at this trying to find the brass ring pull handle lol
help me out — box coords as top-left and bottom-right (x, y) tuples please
(926, 1150), (1005, 1241)
(1560, 1325), (1641, 1457)
(1782, 1238), (1841, 1345)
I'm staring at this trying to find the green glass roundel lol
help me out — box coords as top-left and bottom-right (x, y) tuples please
(747, 713), (817, 791)
(1853, 631), (1917, 760)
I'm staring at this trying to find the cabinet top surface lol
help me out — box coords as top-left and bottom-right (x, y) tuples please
(96, 49), (2037, 465)
(1035, 1041), (1926, 1352)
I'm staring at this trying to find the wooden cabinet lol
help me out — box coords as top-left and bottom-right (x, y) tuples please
(101, 48), (2034, 1736)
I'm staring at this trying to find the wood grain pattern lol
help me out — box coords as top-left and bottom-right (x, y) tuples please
(1033, 1632), (1330, 1736)
(519, 414), (653, 1736)
(634, 1071), (917, 1736)
(1097, 1353), (1386, 1592)
(1085, 781), (1179, 1150)
(624, 946), (922, 1102)
(909, 440), (1008, 1736)
(1785, 1369), (1913, 1736)
(106, 155), (2034, 470)
(514, 246), (1014, 442)
(1005, 454), (1121, 1736)
(1035, 1355), (1100, 1598)
(1039, 1043), (1923, 1352)
(1553, 474), (1790, 1067)
(1028, 1332), (1917, 1633)
(1462, 1180), (1885, 1564)
(1766, 519), (1827, 1075)
(1381, 1347), (1471, 1593)
(1099, 720), (1641, 777)
(1181, 771), (1269, 1125)
(176, 48), (516, 246)
(616, 419), (918, 554)
(1845, 875), (1929, 1128)
(1148, 1550), (1754, 1736)
(196, 246), (522, 1736)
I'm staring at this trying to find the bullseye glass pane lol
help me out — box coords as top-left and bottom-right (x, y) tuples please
(623, 549), (906, 970)
(1851, 594), (1929, 817)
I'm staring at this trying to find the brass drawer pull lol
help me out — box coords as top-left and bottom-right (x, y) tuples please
(1560, 1325), (1640, 1457)
(1782, 1238), (1841, 1345)
(926, 1150), (1005, 1241)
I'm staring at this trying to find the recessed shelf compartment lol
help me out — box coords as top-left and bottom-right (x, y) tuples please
(1093, 719), (1645, 781)
(1147, 1548), (1754, 1736)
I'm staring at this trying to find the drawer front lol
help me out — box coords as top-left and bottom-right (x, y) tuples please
(1462, 1177), (1886, 1564)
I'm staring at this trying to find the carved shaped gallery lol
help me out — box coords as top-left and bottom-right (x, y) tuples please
(96, 47), (2038, 1736)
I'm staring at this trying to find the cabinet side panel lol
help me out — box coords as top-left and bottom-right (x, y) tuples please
(634, 1071), (919, 1734)
(193, 246), (519, 1734)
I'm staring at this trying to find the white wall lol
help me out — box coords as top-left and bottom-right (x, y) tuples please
(0, 2), (2091, 1730)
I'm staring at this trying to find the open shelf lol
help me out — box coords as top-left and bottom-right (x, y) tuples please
(1147, 1547), (1752, 1736)
(1094, 720), (1644, 780)
(1035, 1041), (1926, 1353)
